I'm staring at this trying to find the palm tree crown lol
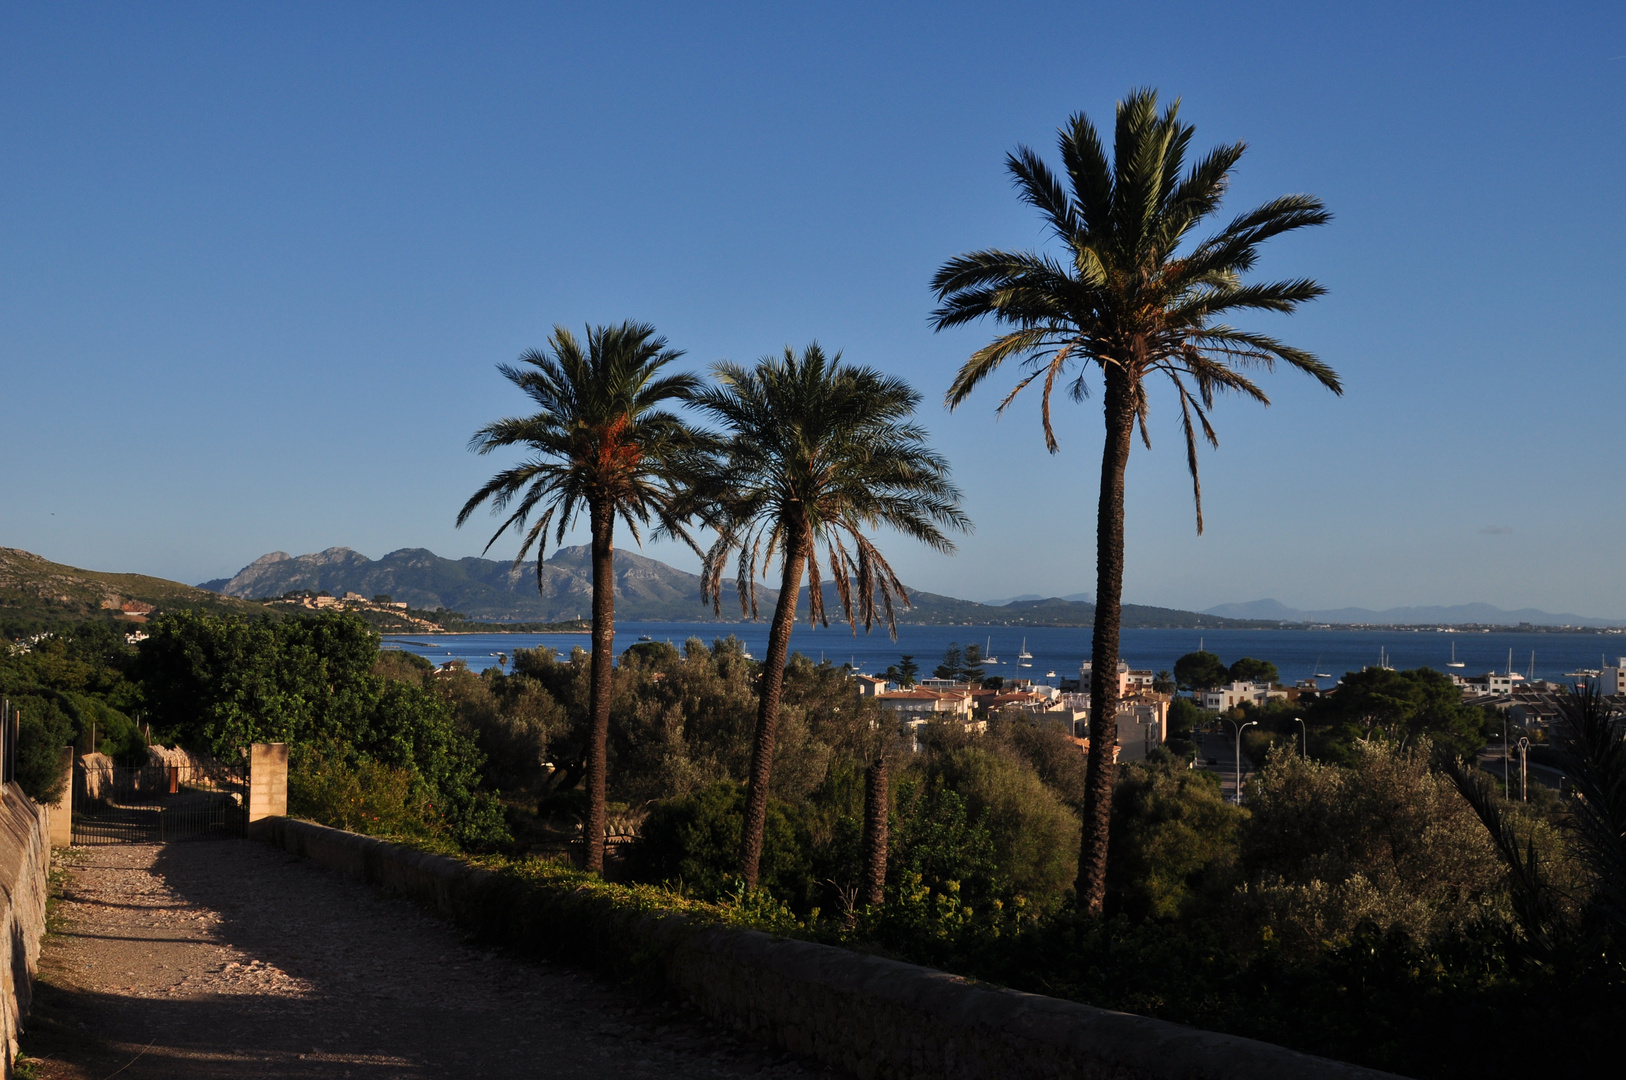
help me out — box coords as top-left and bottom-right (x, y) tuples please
(693, 344), (968, 632)
(456, 323), (703, 570)
(932, 89), (1340, 531)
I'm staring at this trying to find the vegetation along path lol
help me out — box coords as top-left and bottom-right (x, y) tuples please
(28, 841), (846, 1079)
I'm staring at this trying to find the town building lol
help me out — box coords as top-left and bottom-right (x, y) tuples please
(872, 687), (973, 719)
(1197, 681), (1286, 711)
(1458, 671), (1522, 697)
(853, 674), (890, 698)
(1600, 658), (1626, 697)
(1077, 660), (1156, 696)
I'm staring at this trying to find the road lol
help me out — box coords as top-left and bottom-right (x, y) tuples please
(1476, 746), (1568, 794)
(26, 842), (846, 1079)
(1196, 731), (1254, 803)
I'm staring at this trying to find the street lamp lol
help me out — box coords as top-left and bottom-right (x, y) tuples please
(1233, 719), (1258, 805)
(1293, 717), (1307, 760)
(1518, 737), (1530, 802)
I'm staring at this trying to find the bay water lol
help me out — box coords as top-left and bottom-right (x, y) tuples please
(385, 623), (1626, 687)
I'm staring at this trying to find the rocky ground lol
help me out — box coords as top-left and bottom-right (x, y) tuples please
(24, 842), (846, 1079)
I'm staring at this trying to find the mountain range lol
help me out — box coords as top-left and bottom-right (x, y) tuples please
(983, 592), (1093, 606)
(1203, 598), (1626, 628)
(199, 546), (1271, 629)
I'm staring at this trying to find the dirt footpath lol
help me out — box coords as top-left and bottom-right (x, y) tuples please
(26, 842), (843, 1079)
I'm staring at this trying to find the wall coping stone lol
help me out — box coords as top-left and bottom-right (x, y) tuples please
(259, 817), (1405, 1080)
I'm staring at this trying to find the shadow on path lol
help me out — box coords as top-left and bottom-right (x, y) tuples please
(28, 841), (836, 1080)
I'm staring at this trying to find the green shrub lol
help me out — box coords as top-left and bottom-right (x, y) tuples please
(288, 745), (441, 839)
(629, 780), (808, 900)
(1108, 752), (1242, 919)
(9, 694), (75, 803)
(926, 747), (1080, 905)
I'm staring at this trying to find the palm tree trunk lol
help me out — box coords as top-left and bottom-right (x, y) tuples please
(1076, 371), (1135, 914)
(739, 537), (806, 889)
(859, 750), (889, 909)
(583, 498), (615, 874)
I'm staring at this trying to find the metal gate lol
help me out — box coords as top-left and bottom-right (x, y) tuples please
(72, 758), (248, 844)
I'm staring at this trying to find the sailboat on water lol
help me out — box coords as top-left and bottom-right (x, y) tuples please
(1017, 638), (1033, 668)
(1447, 641), (1465, 668)
(982, 636), (1000, 665)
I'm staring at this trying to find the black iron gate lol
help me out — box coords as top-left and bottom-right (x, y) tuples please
(72, 758), (248, 844)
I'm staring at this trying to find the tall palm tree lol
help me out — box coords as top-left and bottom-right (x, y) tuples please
(457, 322), (703, 874)
(691, 344), (969, 889)
(931, 90), (1340, 914)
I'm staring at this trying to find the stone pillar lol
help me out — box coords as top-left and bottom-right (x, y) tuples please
(48, 747), (73, 847)
(248, 743), (288, 838)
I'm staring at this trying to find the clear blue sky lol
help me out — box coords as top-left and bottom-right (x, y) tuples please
(3, 2), (1623, 617)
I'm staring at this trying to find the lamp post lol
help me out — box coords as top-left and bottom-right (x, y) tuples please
(1233, 719), (1257, 805)
(1294, 717), (1307, 760)
(1518, 737), (1530, 802)
(1498, 716), (1509, 792)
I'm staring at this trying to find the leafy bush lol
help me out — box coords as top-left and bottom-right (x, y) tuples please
(629, 780), (808, 900)
(924, 747), (1079, 904)
(1236, 740), (1505, 954)
(1108, 751), (1242, 919)
(288, 744), (441, 839)
(135, 610), (509, 848)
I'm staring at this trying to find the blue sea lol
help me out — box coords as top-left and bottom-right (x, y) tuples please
(384, 622), (1626, 686)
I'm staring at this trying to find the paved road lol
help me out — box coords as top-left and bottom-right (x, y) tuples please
(27, 842), (845, 1079)
(1196, 732), (1254, 802)
(1476, 747), (1568, 794)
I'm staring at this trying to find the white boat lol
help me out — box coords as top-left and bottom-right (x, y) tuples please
(982, 636), (1001, 665)
(1447, 641), (1465, 668)
(1046, 670), (1057, 678)
(1017, 638), (1032, 668)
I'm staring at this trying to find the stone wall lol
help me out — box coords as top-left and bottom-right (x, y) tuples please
(259, 817), (1401, 1080)
(0, 785), (49, 1076)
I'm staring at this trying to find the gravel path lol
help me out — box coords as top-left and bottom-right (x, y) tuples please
(27, 842), (842, 1079)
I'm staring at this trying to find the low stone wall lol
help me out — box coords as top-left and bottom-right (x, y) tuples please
(0, 785), (49, 1076)
(260, 817), (1401, 1080)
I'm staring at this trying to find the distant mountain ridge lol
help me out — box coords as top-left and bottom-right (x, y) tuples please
(200, 546), (1271, 628)
(983, 592), (1093, 606)
(1205, 598), (1626, 628)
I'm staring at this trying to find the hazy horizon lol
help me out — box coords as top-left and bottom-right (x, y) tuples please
(174, 541), (1626, 624)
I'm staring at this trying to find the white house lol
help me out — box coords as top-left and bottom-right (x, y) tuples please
(854, 674), (890, 697)
(873, 688), (973, 719)
(1460, 671), (1519, 697)
(1599, 659), (1626, 697)
(1198, 681), (1285, 711)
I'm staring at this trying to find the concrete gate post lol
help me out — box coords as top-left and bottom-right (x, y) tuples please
(248, 743), (288, 838)
(48, 747), (73, 847)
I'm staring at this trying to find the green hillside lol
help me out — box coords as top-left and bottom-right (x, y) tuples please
(989, 597), (1283, 629)
(0, 547), (269, 636)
